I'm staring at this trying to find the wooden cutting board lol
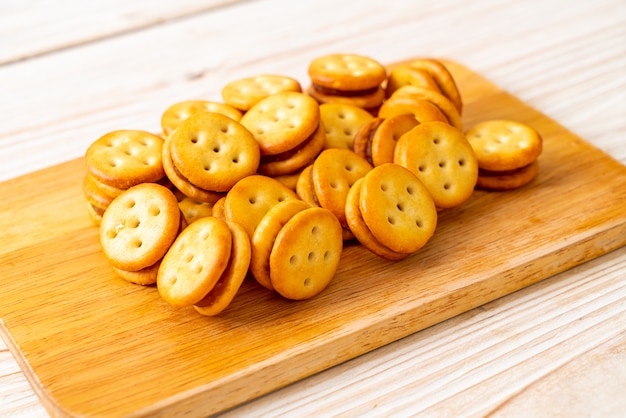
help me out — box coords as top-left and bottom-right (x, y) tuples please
(1, 60), (625, 417)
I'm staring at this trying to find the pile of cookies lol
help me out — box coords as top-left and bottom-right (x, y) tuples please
(83, 53), (542, 316)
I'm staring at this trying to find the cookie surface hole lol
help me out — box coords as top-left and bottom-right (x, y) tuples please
(323, 250), (331, 261)
(303, 278), (312, 288)
(458, 158), (465, 166)
(387, 216), (395, 225)
(438, 161), (446, 168)
(443, 183), (451, 190)
(128, 218), (140, 228)
(126, 199), (136, 209)
(148, 205), (161, 216)
(396, 202), (404, 211)
(406, 185), (415, 195)
(311, 226), (319, 235)
(131, 238), (143, 248)
(307, 251), (315, 262)
(289, 255), (298, 265)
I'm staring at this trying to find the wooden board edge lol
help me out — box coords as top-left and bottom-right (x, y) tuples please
(125, 223), (626, 416)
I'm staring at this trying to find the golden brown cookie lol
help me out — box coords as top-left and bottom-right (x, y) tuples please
(354, 114), (420, 167)
(193, 220), (251, 316)
(85, 130), (165, 189)
(377, 95), (449, 125)
(344, 178), (409, 261)
(308, 53), (387, 91)
(389, 85), (463, 131)
(250, 199), (311, 290)
(319, 103), (374, 150)
(465, 119), (543, 171)
(240, 91), (320, 156)
(175, 189), (214, 224)
(385, 65), (441, 98)
(311, 148), (373, 228)
(162, 135), (225, 204)
(223, 174), (299, 239)
(409, 58), (463, 114)
(112, 261), (161, 286)
(394, 121), (478, 209)
(169, 112), (260, 192)
(256, 119), (325, 177)
(295, 165), (319, 207)
(221, 74), (302, 111)
(99, 183), (181, 272)
(359, 163), (437, 254)
(161, 100), (243, 137)
(157, 216), (232, 308)
(269, 207), (343, 300)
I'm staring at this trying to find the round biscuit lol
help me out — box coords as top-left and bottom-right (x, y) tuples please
(223, 174), (299, 239)
(269, 207), (343, 300)
(308, 53), (387, 91)
(319, 103), (374, 150)
(174, 189), (214, 224)
(161, 100), (242, 137)
(385, 65), (441, 98)
(221, 74), (302, 111)
(409, 58), (463, 114)
(360, 164), (437, 254)
(465, 119), (543, 171)
(394, 121), (478, 209)
(250, 200), (310, 290)
(295, 165), (319, 207)
(99, 183), (180, 271)
(169, 112), (260, 192)
(378, 96), (449, 125)
(86, 130), (165, 189)
(311, 148), (373, 228)
(257, 120), (325, 177)
(194, 220), (251, 316)
(162, 135), (225, 204)
(344, 178), (409, 261)
(240, 91), (320, 156)
(390, 85), (463, 131)
(157, 216), (232, 308)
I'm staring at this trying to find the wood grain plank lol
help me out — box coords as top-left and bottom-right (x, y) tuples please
(0, 0), (247, 65)
(0, 60), (625, 417)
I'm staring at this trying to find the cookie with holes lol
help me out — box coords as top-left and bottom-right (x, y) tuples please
(240, 91), (320, 157)
(194, 220), (251, 316)
(310, 148), (373, 228)
(250, 199), (311, 290)
(85, 130), (166, 189)
(319, 103), (374, 150)
(465, 119), (542, 172)
(223, 174), (300, 239)
(359, 163), (437, 254)
(161, 100), (242, 138)
(269, 206), (343, 300)
(99, 183), (181, 273)
(169, 112), (260, 193)
(307, 53), (387, 111)
(345, 178), (409, 261)
(256, 119), (325, 177)
(222, 74), (302, 112)
(394, 121), (478, 209)
(157, 216), (233, 308)
(162, 134), (225, 204)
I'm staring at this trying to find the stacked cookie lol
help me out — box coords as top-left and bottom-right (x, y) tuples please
(83, 130), (169, 224)
(465, 119), (542, 190)
(306, 53), (387, 113)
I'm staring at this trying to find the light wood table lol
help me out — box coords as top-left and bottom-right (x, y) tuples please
(1, 0), (625, 416)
